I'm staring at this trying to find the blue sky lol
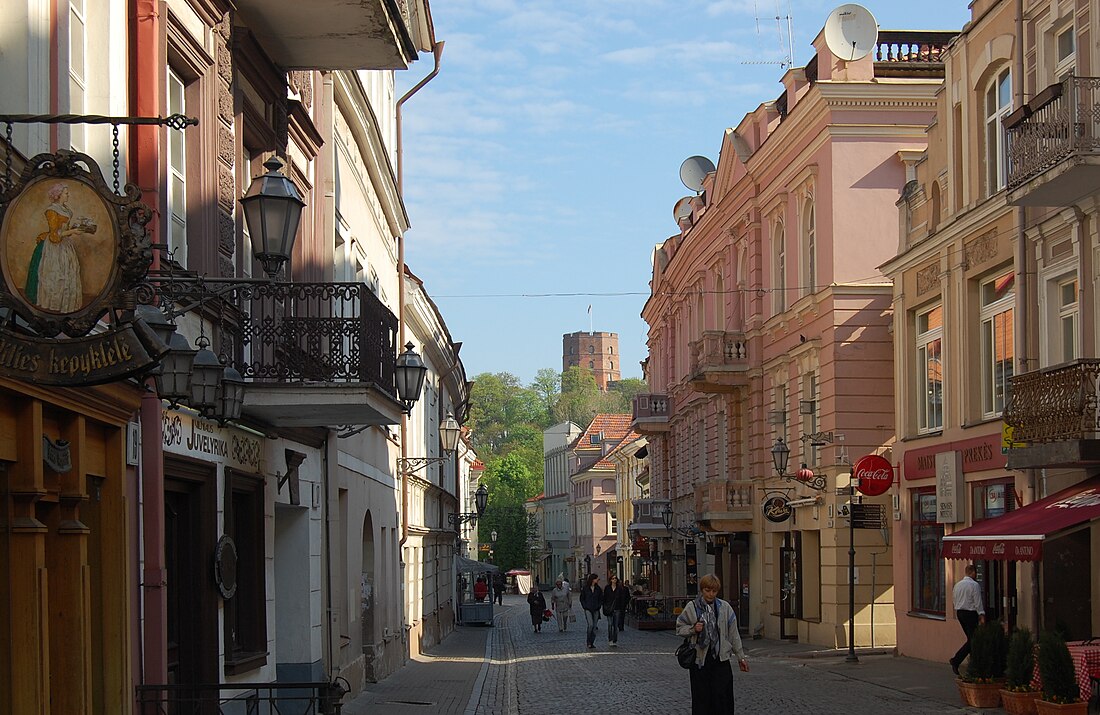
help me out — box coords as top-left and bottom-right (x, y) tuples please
(397, 1), (972, 385)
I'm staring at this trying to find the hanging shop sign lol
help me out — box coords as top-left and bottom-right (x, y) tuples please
(853, 454), (893, 496)
(0, 150), (161, 385)
(762, 493), (792, 524)
(162, 409), (264, 472)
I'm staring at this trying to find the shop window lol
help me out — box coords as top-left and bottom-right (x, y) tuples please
(911, 489), (945, 615)
(972, 479), (1016, 522)
(223, 470), (267, 673)
(916, 304), (944, 433)
(979, 271), (1014, 417)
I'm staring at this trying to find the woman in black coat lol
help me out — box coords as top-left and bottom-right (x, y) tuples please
(579, 573), (603, 649)
(527, 582), (547, 633)
(601, 574), (630, 646)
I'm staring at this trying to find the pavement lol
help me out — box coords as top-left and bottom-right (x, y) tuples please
(342, 594), (991, 714)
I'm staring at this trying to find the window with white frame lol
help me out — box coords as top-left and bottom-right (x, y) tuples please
(166, 68), (187, 266)
(1054, 275), (1079, 364)
(773, 222), (786, 314)
(979, 270), (1014, 417)
(1055, 24), (1075, 79)
(68, 0), (87, 153)
(916, 304), (944, 433)
(984, 68), (1012, 194)
(802, 198), (816, 297)
(608, 512), (617, 536)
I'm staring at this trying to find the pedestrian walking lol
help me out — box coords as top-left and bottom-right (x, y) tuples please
(494, 572), (505, 605)
(601, 574), (629, 646)
(949, 564), (986, 675)
(579, 573), (603, 649)
(551, 579), (572, 632)
(675, 573), (749, 715)
(527, 582), (547, 633)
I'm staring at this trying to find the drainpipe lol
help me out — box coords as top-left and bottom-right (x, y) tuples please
(1011, 0), (1039, 636)
(396, 41), (443, 553)
(132, 0), (166, 691)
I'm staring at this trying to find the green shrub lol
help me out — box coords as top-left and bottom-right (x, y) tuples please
(964, 620), (1008, 682)
(1005, 628), (1035, 691)
(1038, 630), (1079, 703)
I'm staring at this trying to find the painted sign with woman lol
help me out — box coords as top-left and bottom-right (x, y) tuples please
(1, 176), (115, 318)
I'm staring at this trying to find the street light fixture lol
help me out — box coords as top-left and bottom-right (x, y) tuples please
(661, 503), (705, 539)
(447, 483), (488, 526)
(770, 438), (827, 490)
(398, 412), (461, 475)
(394, 343), (428, 413)
(239, 156), (305, 279)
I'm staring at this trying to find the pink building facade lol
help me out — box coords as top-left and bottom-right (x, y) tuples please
(635, 17), (956, 648)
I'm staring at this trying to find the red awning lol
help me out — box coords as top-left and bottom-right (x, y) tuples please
(942, 476), (1100, 562)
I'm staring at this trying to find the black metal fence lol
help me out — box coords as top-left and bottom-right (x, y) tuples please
(135, 680), (346, 715)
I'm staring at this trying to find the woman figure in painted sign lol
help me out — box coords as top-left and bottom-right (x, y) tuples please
(25, 183), (95, 313)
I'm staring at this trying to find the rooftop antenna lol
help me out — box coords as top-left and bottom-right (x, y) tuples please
(744, 0), (794, 69)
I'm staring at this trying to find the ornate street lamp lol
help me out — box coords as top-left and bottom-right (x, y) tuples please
(771, 437), (791, 476)
(153, 331), (197, 407)
(449, 483), (488, 526)
(239, 156), (305, 279)
(189, 338), (224, 414)
(394, 343), (428, 413)
(214, 365), (246, 423)
(440, 413), (461, 452)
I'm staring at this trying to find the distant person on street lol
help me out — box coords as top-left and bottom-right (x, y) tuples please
(580, 573), (603, 649)
(949, 564), (986, 676)
(551, 579), (572, 632)
(675, 573), (749, 714)
(602, 574), (630, 647)
(473, 576), (488, 603)
(527, 582), (547, 633)
(494, 572), (505, 605)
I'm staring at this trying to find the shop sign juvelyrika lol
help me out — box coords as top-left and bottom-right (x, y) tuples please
(162, 409), (263, 472)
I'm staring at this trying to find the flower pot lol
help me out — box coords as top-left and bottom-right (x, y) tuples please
(1034, 700), (1088, 715)
(956, 679), (1004, 708)
(1000, 689), (1041, 715)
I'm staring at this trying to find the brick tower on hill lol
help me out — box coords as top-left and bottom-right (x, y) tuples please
(562, 331), (620, 391)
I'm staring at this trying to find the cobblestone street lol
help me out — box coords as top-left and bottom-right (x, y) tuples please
(348, 595), (988, 715)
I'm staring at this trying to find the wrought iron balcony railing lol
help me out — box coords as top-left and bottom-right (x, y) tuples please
(156, 278), (398, 396)
(1007, 76), (1100, 193)
(1003, 358), (1100, 443)
(135, 680), (347, 714)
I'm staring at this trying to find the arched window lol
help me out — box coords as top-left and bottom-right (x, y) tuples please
(589, 361), (595, 369)
(696, 291), (705, 340)
(609, 360), (614, 370)
(929, 181), (941, 233)
(773, 221), (786, 314)
(985, 68), (1012, 194)
(588, 345), (595, 354)
(802, 198), (816, 296)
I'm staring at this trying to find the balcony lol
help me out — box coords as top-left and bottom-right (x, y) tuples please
(1003, 358), (1100, 468)
(871, 31), (956, 79)
(158, 280), (404, 428)
(688, 331), (749, 393)
(632, 393), (671, 434)
(233, 0), (427, 70)
(694, 480), (754, 532)
(1007, 77), (1100, 206)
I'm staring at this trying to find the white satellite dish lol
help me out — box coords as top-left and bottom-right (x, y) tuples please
(679, 155), (716, 193)
(673, 197), (693, 223)
(823, 4), (878, 62)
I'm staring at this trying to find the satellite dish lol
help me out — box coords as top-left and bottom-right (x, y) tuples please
(823, 4), (878, 62)
(679, 155), (715, 193)
(673, 197), (694, 223)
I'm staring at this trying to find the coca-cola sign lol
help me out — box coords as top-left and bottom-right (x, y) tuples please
(853, 454), (893, 496)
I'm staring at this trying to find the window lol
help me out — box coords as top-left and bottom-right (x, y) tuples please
(68, 0), (87, 152)
(1057, 276), (1079, 363)
(979, 271), (1014, 417)
(588, 361), (594, 369)
(608, 512), (618, 536)
(773, 222), (786, 314)
(223, 471), (267, 673)
(802, 199), (816, 296)
(801, 374), (818, 465)
(609, 361), (614, 370)
(984, 69), (1012, 194)
(916, 304), (944, 432)
(715, 273), (726, 327)
(166, 68), (188, 266)
(1055, 25), (1075, 78)
(972, 478), (1015, 521)
(911, 489), (945, 615)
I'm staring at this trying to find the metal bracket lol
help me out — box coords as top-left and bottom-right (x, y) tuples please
(397, 456), (448, 475)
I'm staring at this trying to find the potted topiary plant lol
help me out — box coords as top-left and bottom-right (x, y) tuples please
(1036, 630), (1087, 714)
(957, 620), (1008, 708)
(1001, 628), (1041, 715)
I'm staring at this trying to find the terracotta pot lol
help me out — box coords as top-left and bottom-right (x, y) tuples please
(1034, 699), (1088, 715)
(1000, 689), (1041, 715)
(956, 679), (1004, 708)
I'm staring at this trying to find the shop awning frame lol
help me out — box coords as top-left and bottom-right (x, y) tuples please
(942, 476), (1100, 561)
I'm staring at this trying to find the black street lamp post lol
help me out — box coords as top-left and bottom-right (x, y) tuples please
(846, 473), (859, 664)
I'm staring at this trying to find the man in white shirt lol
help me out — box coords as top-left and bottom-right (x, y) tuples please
(949, 564), (986, 675)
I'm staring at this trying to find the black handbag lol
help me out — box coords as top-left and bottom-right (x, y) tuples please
(676, 637), (697, 669)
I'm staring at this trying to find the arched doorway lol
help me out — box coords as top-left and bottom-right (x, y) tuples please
(360, 511), (376, 677)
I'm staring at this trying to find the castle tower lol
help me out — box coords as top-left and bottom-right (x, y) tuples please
(562, 331), (620, 390)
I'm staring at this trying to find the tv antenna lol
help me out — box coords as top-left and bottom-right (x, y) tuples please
(744, 0), (795, 69)
(823, 4), (878, 62)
